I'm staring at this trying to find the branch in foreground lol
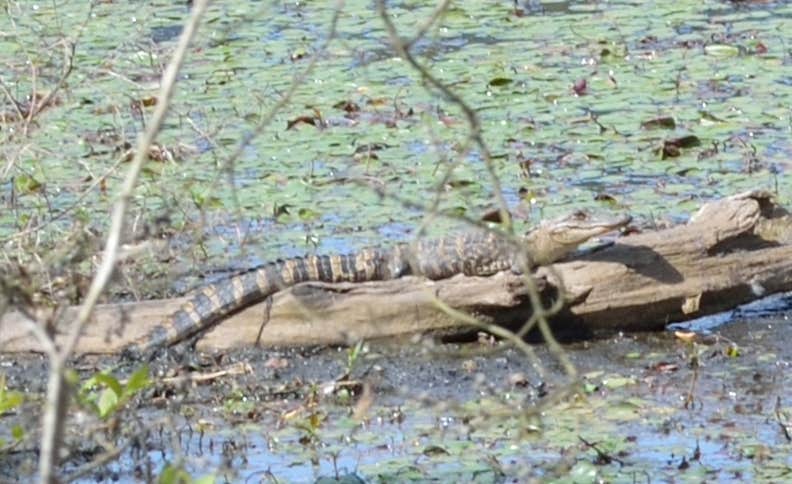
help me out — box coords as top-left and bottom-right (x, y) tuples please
(36, 2), (210, 482)
(374, 0), (576, 373)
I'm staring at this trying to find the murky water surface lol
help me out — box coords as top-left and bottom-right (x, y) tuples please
(1, 0), (791, 481)
(1, 301), (791, 482)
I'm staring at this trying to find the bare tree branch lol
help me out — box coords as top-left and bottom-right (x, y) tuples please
(376, 0), (512, 230)
(37, 2), (210, 481)
(215, 0), (345, 234)
(375, 0), (577, 379)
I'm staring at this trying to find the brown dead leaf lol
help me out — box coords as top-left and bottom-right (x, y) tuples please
(650, 362), (679, 373)
(264, 357), (290, 369)
(674, 331), (698, 343)
(641, 116), (676, 130)
(572, 78), (588, 96)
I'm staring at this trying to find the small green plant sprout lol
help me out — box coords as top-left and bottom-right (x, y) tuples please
(78, 366), (151, 419)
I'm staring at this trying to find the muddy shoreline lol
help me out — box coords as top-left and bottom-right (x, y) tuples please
(2, 311), (791, 482)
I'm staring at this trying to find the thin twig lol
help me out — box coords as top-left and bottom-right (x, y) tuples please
(375, 0), (577, 379)
(37, 2), (209, 482)
(403, 0), (452, 50)
(0, 154), (127, 243)
(13, 308), (58, 357)
(62, 442), (128, 483)
(0, 78), (26, 122)
(216, 0), (345, 229)
(194, 1), (346, 333)
(376, 0), (512, 231)
(158, 362), (253, 385)
(27, 40), (75, 123)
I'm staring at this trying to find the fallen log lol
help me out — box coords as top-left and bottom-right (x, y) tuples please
(548, 189), (792, 331)
(1, 190), (790, 353)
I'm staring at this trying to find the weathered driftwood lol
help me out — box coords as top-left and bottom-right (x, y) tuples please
(1, 190), (791, 353)
(547, 190), (792, 331)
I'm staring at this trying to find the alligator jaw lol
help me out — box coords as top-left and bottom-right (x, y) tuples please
(525, 211), (632, 265)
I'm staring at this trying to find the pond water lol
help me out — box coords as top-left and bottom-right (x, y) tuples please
(1, 0), (791, 481)
(2, 305), (790, 482)
(1, 0), (789, 273)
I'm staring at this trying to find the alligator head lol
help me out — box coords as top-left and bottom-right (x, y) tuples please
(524, 210), (632, 265)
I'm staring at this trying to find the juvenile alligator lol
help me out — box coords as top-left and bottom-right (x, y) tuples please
(125, 211), (631, 355)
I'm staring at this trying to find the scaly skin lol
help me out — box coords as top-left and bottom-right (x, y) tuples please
(125, 211), (630, 355)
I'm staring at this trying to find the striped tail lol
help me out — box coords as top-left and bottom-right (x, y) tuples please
(124, 250), (390, 356)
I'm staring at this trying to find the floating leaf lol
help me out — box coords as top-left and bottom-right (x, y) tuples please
(699, 111), (725, 125)
(443, 206), (467, 217)
(422, 445), (450, 456)
(669, 135), (701, 148)
(136, 96), (157, 108)
(704, 44), (740, 57)
(480, 207), (506, 223)
(287, 108), (324, 130)
(366, 97), (389, 107)
(191, 190), (223, 209)
(290, 48), (308, 61)
(14, 174), (43, 194)
(193, 476), (217, 484)
(601, 375), (636, 389)
(641, 116), (676, 130)
(353, 142), (388, 154)
(661, 135), (701, 159)
(273, 203), (293, 220)
(298, 207), (321, 221)
(488, 77), (513, 87)
(446, 179), (475, 189)
(594, 192), (618, 204)
(572, 78), (588, 96)
(333, 100), (361, 113)
(286, 114), (322, 130)
(158, 465), (194, 484)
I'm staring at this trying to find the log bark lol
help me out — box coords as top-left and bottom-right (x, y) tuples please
(549, 190), (792, 331)
(1, 190), (790, 353)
